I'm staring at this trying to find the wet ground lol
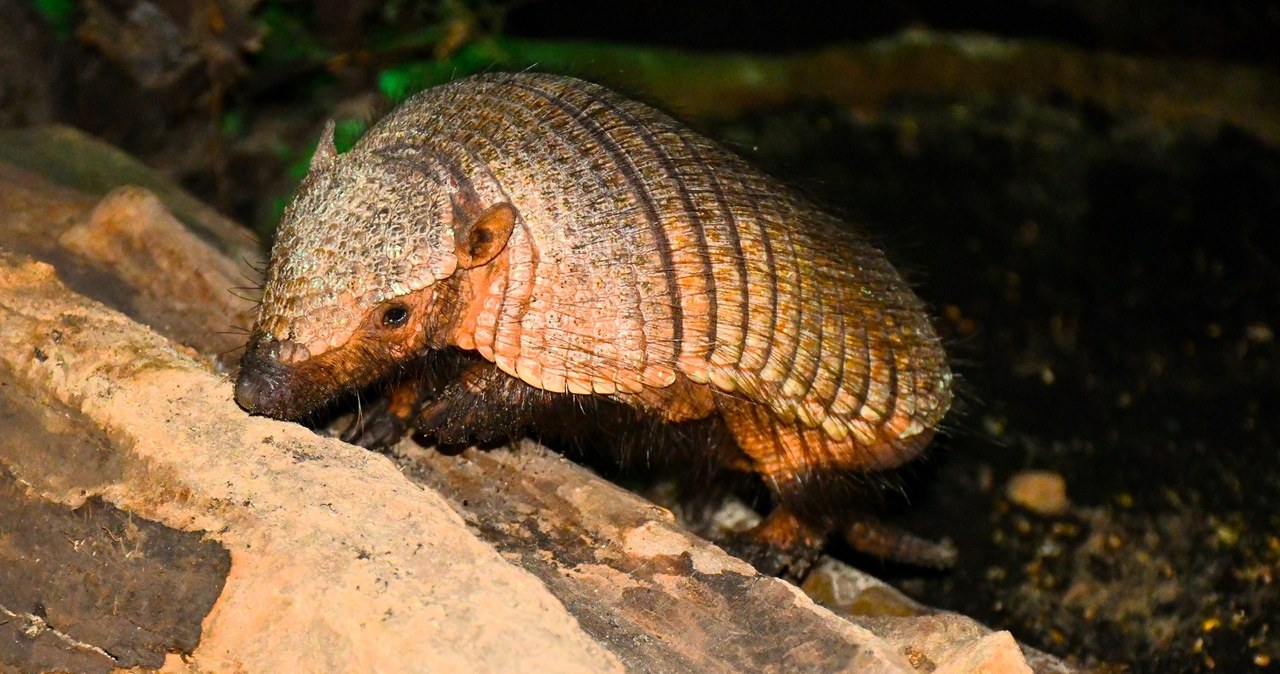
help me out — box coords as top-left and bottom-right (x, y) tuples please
(712, 99), (1280, 672)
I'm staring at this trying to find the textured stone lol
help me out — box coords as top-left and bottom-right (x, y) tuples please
(0, 253), (621, 674)
(936, 631), (1034, 674)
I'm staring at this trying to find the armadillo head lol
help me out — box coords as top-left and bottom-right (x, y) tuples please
(235, 122), (515, 421)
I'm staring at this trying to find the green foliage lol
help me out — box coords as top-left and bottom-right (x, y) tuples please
(268, 195), (292, 228)
(377, 40), (509, 101)
(285, 150), (311, 181)
(274, 117), (363, 179)
(32, 0), (75, 37)
(333, 119), (368, 153)
(377, 66), (422, 102)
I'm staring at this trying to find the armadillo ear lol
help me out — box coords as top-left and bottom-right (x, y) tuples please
(308, 120), (338, 173)
(454, 202), (516, 269)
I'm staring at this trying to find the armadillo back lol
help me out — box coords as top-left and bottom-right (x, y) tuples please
(359, 72), (953, 472)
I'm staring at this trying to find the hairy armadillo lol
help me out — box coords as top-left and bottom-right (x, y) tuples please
(234, 72), (954, 573)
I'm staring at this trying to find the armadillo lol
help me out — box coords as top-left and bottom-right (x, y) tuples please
(234, 72), (954, 573)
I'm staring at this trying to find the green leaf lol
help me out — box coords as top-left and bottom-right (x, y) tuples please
(377, 39), (511, 102)
(33, 0), (75, 37)
(333, 119), (368, 153)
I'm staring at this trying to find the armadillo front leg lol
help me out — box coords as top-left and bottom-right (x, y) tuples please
(341, 378), (424, 448)
(416, 361), (556, 446)
(341, 350), (478, 449)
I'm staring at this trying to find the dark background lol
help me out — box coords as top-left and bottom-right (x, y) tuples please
(510, 0), (1280, 63)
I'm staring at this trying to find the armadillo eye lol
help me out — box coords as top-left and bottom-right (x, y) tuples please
(381, 304), (410, 328)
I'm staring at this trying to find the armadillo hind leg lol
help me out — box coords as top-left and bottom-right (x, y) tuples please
(721, 506), (827, 579)
(711, 398), (836, 574)
(717, 395), (953, 572)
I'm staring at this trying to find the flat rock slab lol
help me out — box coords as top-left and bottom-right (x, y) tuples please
(0, 466), (229, 672)
(0, 161), (257, 361)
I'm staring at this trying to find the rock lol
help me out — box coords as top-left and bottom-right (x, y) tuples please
(935, 631), (1034, 674)
(0, 252), (622, 674)
(58, 186), (257, 359)
(1007, 470), (1071, 517)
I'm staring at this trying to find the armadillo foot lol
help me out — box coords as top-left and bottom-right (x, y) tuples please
(340, 400), (408, 449)
(339, 378), (422, 449)
(720, 507), (826, 580)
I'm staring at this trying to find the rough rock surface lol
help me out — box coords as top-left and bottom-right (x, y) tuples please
(0, 253), (623, 673)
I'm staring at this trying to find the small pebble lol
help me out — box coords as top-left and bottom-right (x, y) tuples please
(1006, 470), (1071, 516)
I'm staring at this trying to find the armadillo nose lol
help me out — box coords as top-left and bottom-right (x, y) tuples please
(233, 372), (266, 413)
(234, 341), (288, 415)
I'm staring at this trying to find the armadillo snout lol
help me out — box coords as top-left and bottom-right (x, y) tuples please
(235, 339), (300, 419)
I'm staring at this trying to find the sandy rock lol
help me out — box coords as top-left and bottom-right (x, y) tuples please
(935, 631), (1034, 674)
(1007, 470), (1071, 517)
(58, 186), (257, 357)
(0, 159), (257, 363)
(0, 253), (621, 674)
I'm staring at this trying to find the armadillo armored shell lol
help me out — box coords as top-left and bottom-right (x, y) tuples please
(246, 71), (953, 495)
